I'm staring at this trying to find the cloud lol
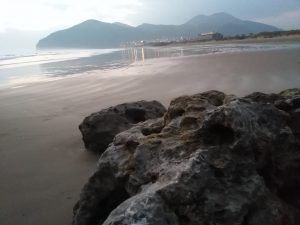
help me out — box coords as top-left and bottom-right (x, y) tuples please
(0, 0), (299, 32)
(0, 0), (143, 32)
(46, 3), (70, 11)
(255, 9), (300, 30)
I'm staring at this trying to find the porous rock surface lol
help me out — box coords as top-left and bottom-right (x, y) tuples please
(79, 101), (166, 154)
(73, 89), (300, 225)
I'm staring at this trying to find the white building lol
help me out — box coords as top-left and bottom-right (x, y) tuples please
(198, 32), (223, 41)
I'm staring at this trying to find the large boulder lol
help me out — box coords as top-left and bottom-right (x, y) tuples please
(73, 89), (300, 225)
(79, 101), (166, 154)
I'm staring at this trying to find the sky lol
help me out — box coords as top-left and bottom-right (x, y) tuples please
(0, 0), (300, 53)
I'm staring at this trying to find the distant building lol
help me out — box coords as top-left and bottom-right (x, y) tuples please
(198, 32), (223, 41)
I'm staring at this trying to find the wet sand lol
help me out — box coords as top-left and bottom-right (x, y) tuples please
(0, 48), (300, 225)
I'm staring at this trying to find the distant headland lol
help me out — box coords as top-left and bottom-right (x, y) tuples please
(36, 12), (281, 49)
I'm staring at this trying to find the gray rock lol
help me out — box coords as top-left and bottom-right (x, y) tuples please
(73, 89), (300, 225)
(244, 91), (280, 104)
(79, 101), (166, 154)
(103, 193), (179, 225)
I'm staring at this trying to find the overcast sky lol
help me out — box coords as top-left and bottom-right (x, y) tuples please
(1, 0), (300, 53)
(1, 0), (300, 32)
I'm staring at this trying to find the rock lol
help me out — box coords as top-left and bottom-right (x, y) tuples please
(244, 92), (280, 104)
(103, 193), (179, 225)
(79, 101), (166, 154)
(73, 89), (300, 225)
(279, 88), (300, 98)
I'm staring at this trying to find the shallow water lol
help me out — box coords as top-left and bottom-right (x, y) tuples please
(0, 43), (300, 89)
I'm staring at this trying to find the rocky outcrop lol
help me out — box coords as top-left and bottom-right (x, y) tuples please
(73, 89), (300, 225)
(79, 101), (166, 154)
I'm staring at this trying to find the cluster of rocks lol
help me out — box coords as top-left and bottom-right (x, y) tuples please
(75, 89), (300, 225)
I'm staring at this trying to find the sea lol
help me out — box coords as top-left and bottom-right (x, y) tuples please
(0, 43), (300, 89)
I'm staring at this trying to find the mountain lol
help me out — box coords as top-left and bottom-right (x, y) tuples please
(36, 13), (281, 49)
(36, 20), (136, 49)
(184, 12), (281, 36)
(186, 12), (239, 26)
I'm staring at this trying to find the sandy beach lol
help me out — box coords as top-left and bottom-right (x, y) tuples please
(1, 47), (300, 225)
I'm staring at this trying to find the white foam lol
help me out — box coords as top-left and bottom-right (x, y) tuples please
(0, 49), (121, 69)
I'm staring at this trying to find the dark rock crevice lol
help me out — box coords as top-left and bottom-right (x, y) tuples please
(125, 108), (146, 123)
(93, 185), (130, 225)
(202, 124), (235, 146)
(72, 165), (131, 225)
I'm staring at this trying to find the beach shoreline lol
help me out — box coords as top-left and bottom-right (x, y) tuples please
(1, 38), (300, 91)
(0, 47), (300, 225)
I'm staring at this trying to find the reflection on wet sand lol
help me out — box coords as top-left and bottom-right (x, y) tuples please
(121, 47), (186, 64)
(40, 47), (188, 78)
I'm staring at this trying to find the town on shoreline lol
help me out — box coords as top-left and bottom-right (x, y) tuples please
(134, 29), (300, 47)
